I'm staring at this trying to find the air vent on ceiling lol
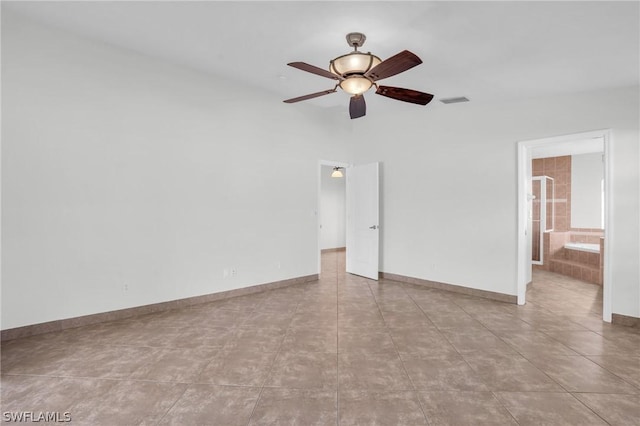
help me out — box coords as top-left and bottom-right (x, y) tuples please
(439, 96), (470, 104)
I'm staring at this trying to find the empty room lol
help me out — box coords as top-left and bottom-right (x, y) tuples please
(1, 1), (639, 425)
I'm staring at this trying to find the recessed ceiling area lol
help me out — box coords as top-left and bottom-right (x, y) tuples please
(4, 1), (639, 113)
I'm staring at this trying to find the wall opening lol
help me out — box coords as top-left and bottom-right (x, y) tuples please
(318, 160), (349, 274)
(517, 130), (612, 322)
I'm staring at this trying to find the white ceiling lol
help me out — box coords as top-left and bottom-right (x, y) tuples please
(4, 1), (639, 113)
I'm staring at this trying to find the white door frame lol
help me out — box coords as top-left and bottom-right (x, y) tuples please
(516, 129), (613, 322)
(317, 159), (350, 273)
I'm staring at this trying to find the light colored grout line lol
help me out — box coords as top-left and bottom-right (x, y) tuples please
(432, 294), (581, 397)
(365, 278), (431, 425)
(245, 287), (302, 426)
(489, 391), (521, 425)
(568, 391), (615, 425)
(391, 281), (442, 426)
(401, 284), (519, 401)
(155, 382), (190, 424)
(582, 356), (640, 391)
(399, 284), (584, 423)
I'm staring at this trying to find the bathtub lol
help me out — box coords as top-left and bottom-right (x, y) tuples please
(564, 242), (600, 253)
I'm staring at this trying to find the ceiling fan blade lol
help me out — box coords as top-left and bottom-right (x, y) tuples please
(376, 86), (434, 105)
(287, 62), (341, 80)
(349, 95), (366, 119)
(283, 89), (337, 103)
(365, 50), (422, 81)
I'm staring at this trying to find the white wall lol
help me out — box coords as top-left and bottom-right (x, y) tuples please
(320, 166), (346, 250)
(3, 11), (639, 330)
(347, 86), (639, 318)
(571, 153), (604, 229)
(1, 12), (347, 329)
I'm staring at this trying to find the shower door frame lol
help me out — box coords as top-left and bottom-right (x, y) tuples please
(531, 175), (554, 265)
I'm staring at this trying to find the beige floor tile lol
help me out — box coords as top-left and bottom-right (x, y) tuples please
(544, 330), (636, 356)
(248, 388), (336, 425)
(402, 354), (490, 391)
(4, 253), (639, 424)
(586, 354), (640, 388)
(158, 384), (260, 426)
(280, 327), (337, 353)
(338, 352), (413, 390)
(441, 329), (520, 357)
(496, 330), (579, 356)
(197, 349), (277, 386)
(161, 326), (236, 348)
(339, 390), (427, 425)
(0, 375), (117, 414)
(70, 380), (188, 425)
(381, 310), (436, 329)
(239, 311), (293, 330)
(338, 309), (386, 330)
(418, 391), (517, 425)
(473, 312), (536, 332)
(1, 345), (74, 375)
(573, 392), (640, 426)
(390, 328), (460, 357)
(338, 329), (397, 354)
(289, 312), (338, 330)
(495, 391), (607, 426)
(376, 299), (422, 313)
(427, 312), (487, 331)
(527, 354), (639, 393)
(223, 327), (287, 352)
(264, 351), (337, 389)
(130, 347), (218, 382)
(514, 310), (589, 332)
(462, 353), (563, 392)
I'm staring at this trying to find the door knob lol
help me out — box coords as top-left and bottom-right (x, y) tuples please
(369, 225), (378, 230)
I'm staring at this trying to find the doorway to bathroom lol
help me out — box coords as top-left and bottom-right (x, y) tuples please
(517, 129), (612, 322)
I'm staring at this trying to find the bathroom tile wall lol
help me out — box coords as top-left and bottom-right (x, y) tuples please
(569, 228), (604, 243)
(532, 158), (603, 285)
(532, 155), (571, 232)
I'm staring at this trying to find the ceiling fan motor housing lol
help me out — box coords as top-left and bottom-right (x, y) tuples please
(346, 32), (366, 48)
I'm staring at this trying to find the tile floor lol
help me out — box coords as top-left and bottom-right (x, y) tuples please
(1, 252), (639, 425)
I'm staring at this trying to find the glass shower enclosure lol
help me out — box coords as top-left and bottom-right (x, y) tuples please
(531, 176), (554, 264)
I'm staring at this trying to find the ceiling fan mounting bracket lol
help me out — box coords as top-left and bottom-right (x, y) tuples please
(346, 32), (366, 49)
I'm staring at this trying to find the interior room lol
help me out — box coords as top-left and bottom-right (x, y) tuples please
(2, 2), (639, 424)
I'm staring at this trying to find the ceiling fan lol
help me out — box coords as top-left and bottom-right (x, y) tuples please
(284, 32), (434, 119)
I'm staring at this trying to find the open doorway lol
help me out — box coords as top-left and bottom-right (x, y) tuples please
(318, 160), (348, 275)
(517, 130), (612, 322)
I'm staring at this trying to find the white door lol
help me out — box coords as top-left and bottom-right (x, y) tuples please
(346, 162), (379, 280)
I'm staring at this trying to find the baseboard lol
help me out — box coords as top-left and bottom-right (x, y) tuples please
(611, 313), (640, 328)
(321, 247), (346, 253)
(1, 274), (319, 341)
(379, 272), (517, 304)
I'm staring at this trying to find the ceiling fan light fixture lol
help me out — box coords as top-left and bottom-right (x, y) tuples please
(339, 76), (373, 95)
(331, 167), (344, 178)
(284, 33), (434, 119)
(330, 52), (381, 76)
